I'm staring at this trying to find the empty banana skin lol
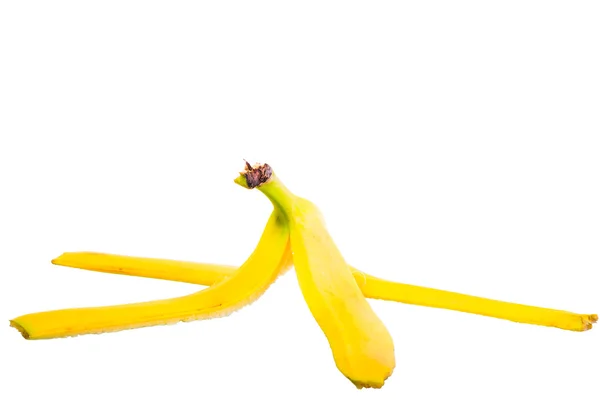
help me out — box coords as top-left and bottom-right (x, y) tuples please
(10, 162), (597, 389)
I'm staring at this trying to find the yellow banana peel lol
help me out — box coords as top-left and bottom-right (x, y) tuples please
(239, 165), (396, 388)
(11, 211), (292, 339)
(10, 162), (597, 389)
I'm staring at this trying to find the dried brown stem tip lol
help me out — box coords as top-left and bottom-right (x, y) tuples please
(241, 161), (273, 188)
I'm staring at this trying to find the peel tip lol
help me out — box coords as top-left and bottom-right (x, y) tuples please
(9, 320), (31, 340)
(350, 373), (391, 390)
(351, 380), (385, 390)
(582, 322), (592, 331)
(51, 252), (71, 265)
(580, 314), (598, 331)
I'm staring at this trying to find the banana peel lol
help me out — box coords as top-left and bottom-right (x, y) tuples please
(10, 162), (597, 389)
(11, 211), (292, 339)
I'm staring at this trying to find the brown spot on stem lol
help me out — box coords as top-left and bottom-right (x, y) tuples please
(241, 161), (273, 188)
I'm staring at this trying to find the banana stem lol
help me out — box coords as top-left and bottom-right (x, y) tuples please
(255, 175), (296, 214)
(234, 164), (295, 214)
(50, 252), (597, 332)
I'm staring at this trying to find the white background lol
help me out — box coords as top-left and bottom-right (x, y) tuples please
(1, 2), (599, 399)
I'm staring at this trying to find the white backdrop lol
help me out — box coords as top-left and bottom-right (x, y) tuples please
(1, 2), (598, 399)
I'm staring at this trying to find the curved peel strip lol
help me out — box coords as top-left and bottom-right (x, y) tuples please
(10, 212), (290, 340)
(287, 198), (396, 388)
